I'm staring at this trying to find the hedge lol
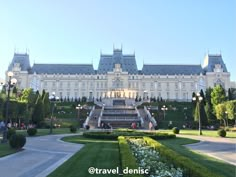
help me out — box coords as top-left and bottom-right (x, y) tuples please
(83, 131), (176, 140)
(118, 136), (143, 177)
(143, 137), (224, 177)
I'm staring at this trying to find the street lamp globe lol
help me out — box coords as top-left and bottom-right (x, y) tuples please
(11, 78), (17, 85)
(7, 71), (14, 77)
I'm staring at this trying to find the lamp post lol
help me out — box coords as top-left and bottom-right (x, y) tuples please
(161, 105), (168, 120)
(1, 71), (17, 143)
(192, 93), (203, 135)
(225, 111), (228, 127)
(76, 104), (82, 128)
(49, 92), (59, 134)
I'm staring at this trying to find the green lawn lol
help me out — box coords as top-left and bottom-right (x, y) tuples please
(158, 129), (236, 138)
(48, 135), (120, 177)
(0, 143), (18, 157)
(158, 137), (235, 177)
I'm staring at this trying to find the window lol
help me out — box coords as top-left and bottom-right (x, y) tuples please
(175, 83), (178, 89)
(166, 82), (169, 89)
(191, 83), (194, 90)
(175, 92), (178, 100)
(167, 92), (169, 99)
(142, 83), (146, 88)
(59, 82), (63, 88)
(75, 92), (77, 98)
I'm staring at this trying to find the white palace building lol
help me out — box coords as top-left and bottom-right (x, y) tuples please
(7, 48), (231, 102)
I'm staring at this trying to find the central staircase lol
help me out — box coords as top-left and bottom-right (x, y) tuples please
(87, 99), (146, 129)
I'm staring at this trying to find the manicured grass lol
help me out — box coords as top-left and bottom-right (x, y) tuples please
(159, 129), (236, 138)
(48, 135), (120, 177)
(0, 143), (18, 157)
(158, 137), (235, 177)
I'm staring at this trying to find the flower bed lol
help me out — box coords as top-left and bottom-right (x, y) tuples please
(128, 138), (183, 177)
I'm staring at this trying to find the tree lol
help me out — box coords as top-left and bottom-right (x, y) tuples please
(205, 87), (213, 104)
(1, 85), (6, 94)
(215, 103), (227, 127)
(225, 100), (236, 125)
(12, 86), (17, 98)
(228, 88), (233, 101)
(42, 92), (50, 118)
(204, 87), (216, 122)
(211, 85), (226, 112)
(31, 95), (44, 125)
(19, 88), (38, 124)
(193, 92), (208, 127)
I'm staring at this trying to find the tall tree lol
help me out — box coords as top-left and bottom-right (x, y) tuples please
(204, 87), (216, 122)
(211, 85), (226, 112)
(226, 100), (236, 125)
(12, 86), (17, 98)
(215, 103), (227, 127)
(42, 92), (50, 118)
(31, 95), (44, 125)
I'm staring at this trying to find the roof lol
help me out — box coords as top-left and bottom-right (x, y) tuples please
(97, 49), (138, 74)
(203, 54), (228, 72)
(142, 64), (203, 75)
(32, 64), (95, 74)
(8, 53), (31, 71)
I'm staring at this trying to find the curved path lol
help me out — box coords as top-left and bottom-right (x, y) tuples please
(178, 135), (236, 166)
(0, 134), (83, 177)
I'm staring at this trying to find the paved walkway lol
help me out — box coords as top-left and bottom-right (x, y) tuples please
(177, 135), (236, 166)
(0, 134), (83, 177)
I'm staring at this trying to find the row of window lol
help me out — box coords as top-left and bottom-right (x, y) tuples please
(54, 91), (190, 100)
(43, 81), (197, 90)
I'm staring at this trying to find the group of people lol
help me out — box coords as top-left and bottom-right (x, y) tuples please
(0, 121), (35, 130)
(100, 122), (113, 130)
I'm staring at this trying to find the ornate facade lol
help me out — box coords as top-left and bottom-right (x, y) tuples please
(7, 48), (231, 101)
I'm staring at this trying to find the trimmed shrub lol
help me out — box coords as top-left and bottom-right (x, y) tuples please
(217, 129), (226, 137)
(9, 134), (26, 149)
(83, 131), (176, 140)
(70, 125), (77, 133)
(143, 137), (224, 177)
(172, 127), (180, 134)
(168, 124), (173, 129)
(27, 128), (37, 136)
(7, 128), (16, 139)
(118, 136), (143, 177)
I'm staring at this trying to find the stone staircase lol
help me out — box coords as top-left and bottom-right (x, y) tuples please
(138, 109), (150, 129)
(100, 106), (141, 128)
(87, 109), (101, 128)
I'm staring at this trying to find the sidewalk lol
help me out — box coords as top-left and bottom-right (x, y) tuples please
(0, 134), (83, 177)
(177, 134), (236, 166)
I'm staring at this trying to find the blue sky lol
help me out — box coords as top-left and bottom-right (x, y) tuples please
(0, 0), (235, 81)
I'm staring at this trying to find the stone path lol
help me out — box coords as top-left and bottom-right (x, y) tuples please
(0, 134), (83, 177)
(178, 134), (236, 166)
